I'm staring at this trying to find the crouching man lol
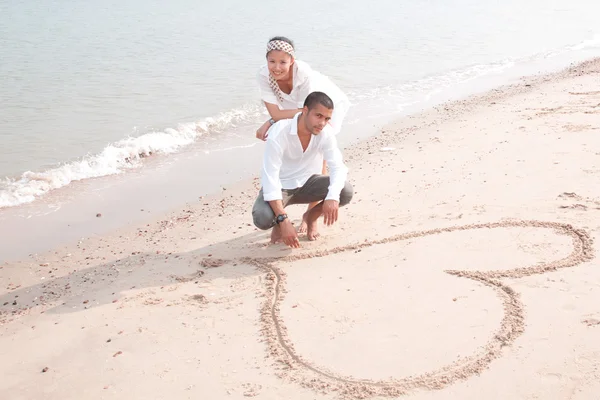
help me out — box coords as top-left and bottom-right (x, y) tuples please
(251, 91), (354, 248)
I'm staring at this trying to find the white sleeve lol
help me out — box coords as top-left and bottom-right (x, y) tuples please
(321, 134), (348, 201)
(256, 69), (279, 106)
(295, 60), (314, 86)
(306, 71), (350, 135)
(261, 136), (284, 201)
(329, 91), (350, 135)
(291, 61), (315, 107)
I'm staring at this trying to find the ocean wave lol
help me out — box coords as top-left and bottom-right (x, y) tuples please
(2, 33), (597, 210)
(346, 33), (600, 112)
(569, 33), (600, 51)
(346, 59), (515, 108)
(0, 104), (263, 208)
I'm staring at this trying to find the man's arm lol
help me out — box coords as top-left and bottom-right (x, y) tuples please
(261, 138), (284, 202)
(321, 134), (348, 201)
(267, 200), (286, 216)
(319, 134), (348, 226)
(261, 140), (300, 248)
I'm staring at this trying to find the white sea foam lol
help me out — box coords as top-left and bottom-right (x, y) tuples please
(347, 32), (600, 115)
(1, 32), (598, 210)
(569, 33), (600, 50)
(0, 105), (263, 208)
(345, 59), (515, 113)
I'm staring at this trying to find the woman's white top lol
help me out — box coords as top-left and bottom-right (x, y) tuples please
(257, 59), (350, 135)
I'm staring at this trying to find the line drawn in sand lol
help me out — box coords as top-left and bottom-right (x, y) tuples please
(204, 220), (594, 399)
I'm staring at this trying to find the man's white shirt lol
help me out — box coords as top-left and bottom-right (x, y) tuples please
(261, 112), (348, 202)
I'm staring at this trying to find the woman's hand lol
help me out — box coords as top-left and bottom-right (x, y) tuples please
(256, 120), (272, 141)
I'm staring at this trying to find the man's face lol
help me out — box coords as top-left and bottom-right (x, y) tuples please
(303, 104), (333, 135)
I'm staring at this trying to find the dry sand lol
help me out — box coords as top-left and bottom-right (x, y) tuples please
(2, 58), (600, 400)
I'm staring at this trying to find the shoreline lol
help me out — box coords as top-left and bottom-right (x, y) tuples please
(2, 57), (600, 399)
(1, 55), (598, 264)
(2, 50), (598, 263)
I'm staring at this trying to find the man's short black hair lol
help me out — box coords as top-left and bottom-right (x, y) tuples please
(303, 91), (334, 111)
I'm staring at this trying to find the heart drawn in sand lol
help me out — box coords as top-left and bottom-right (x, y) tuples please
(205, 220), (593, 399)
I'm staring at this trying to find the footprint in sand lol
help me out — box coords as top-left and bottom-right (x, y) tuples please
(183, 294), (208, 306)
(582, 318), (600, 327)
(558, 192), (600, 212)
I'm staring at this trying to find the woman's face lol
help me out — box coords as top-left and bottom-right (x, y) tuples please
(267, 50), (294, 81)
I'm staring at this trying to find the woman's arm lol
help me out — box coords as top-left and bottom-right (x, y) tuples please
(264, 102), (302, 121)
(255, 102), (303, 141)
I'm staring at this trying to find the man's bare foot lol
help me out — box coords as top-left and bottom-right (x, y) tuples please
(297, 211), (309, 233)
(270, 225), (283, 244)
(306, 209), (321, 241)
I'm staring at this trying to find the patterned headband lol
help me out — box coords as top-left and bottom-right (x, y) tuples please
(266, 40), (295, 104)
(266, 40), (295, 57)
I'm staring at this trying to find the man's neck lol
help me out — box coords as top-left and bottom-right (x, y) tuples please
(296, 113), (311, 138)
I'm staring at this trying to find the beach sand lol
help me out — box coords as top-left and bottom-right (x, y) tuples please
(2, 58), (600, 400)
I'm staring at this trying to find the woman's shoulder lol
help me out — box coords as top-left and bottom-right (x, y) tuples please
(257, 64), (270, 80)
(294, 59), (314, 80)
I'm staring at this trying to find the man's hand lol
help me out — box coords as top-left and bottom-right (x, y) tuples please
(280, 220), (300, 248)
(322, 199), (339, 226)
(256, 120), (271, 141)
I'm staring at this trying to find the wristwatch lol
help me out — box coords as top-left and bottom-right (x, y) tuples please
(275, 214), (288, 224)
(268, 118), (275, 125)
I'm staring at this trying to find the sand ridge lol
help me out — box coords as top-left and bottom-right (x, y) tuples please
(197, 220), (595, 399)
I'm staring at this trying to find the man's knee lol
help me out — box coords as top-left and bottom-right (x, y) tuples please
(339, 181), (354, 207)
(252, 205), (275, 230)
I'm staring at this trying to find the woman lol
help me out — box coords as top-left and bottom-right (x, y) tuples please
(255, 36), (350, 234)
(255, 36), (349, 140)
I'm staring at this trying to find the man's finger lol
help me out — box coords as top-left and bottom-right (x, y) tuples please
(285, 234), (299, 248)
